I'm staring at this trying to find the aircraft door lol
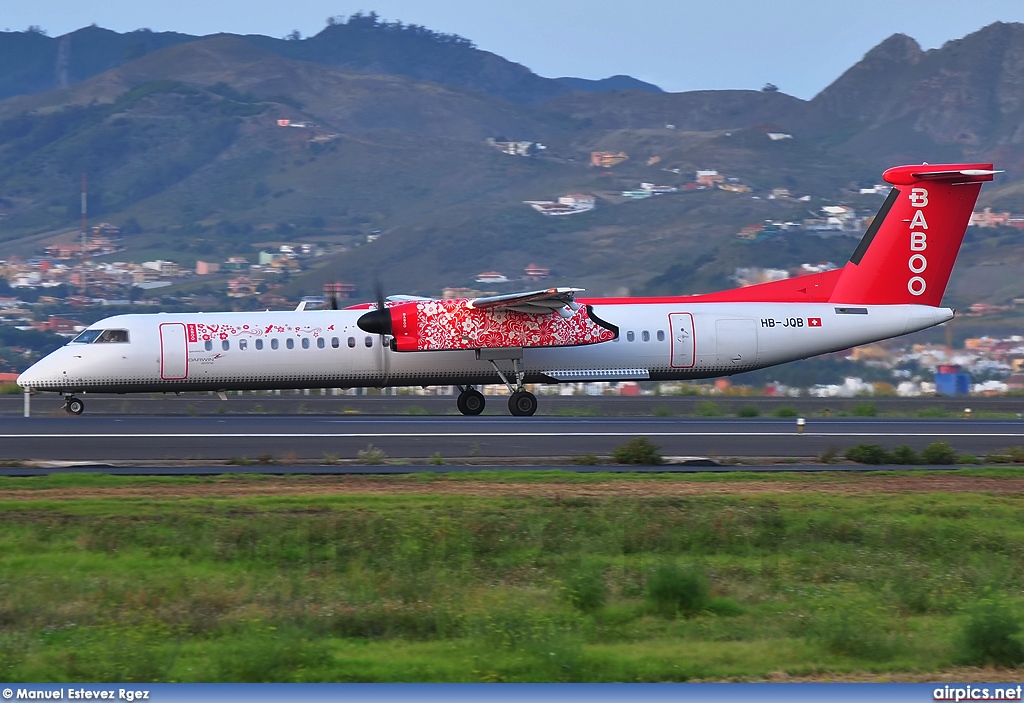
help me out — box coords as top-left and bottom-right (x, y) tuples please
(668, 313), (695, 368)
(715, 319), (758, 367)
(159, 323), (188, 380)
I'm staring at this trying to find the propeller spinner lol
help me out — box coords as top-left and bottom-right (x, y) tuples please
(356, 278), (392, 336)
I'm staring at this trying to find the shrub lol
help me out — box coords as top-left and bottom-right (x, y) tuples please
(845, 443), (891, 464)
(851, 403), (877, 417)
(808, 602), (902, 660)
(357, 444), (387, 464)
(694, 400), (721, 417)
(957, 600), (1024, 667)
(1008, 446), (1024, 463)
(429, 452), (444, 465)
(736, 405), (760, 418)
(646, 562), (709, 617)
(572, 453), (600, 466)
(564, 564), (607, 614)
(773, 406), (798, 418)
(652, 405), (674, 418)
(612, 437), (662, 465)
(889, 445), (919, 465)
(958, 453), (982, 465)
(921, 441), (957, 465)
(819, 445), (840, 464)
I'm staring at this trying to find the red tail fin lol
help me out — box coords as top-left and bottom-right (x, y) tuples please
(828, 164), (997, 306)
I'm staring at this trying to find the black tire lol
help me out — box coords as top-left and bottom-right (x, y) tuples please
(459, 390), (485, 416)
(508, 391), (537, 417)
(65, 398), (84, 415)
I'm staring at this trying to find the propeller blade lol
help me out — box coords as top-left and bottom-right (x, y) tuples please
(357, 274), (393, 336)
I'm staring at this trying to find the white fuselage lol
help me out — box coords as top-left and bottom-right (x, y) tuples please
(17, 302), (952, 394)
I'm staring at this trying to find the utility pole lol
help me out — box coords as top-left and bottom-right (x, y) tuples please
(80, 173), (87, 252)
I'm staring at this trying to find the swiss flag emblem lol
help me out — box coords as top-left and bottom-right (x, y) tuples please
(808, 318), (822, 327)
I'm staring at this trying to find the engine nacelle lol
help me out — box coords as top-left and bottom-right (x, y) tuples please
(360, 299), (617, 352)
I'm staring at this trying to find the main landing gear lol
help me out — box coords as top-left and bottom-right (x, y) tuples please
(456, 387), (486, 416)
(487, 356), (538, 417)
(64, 396), (84, 415)
(507, 390), (538, 417)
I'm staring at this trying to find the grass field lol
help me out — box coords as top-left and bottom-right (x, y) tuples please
(2, 470), (1024, 682)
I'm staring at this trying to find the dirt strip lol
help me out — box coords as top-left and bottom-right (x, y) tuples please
(1, 474), (1023, 501)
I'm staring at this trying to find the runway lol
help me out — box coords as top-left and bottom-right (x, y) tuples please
(0, 415), (1021, 463)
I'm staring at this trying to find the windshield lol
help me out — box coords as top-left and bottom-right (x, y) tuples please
(69, 329), (130, 344)
(70, 329), (102, 344)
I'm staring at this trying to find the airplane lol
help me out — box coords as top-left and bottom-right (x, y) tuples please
(17, 162), (997, 416)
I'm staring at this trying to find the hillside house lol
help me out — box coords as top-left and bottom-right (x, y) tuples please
(590, 151), (629, 168)
(524, 264), (550, 280)
(970, 208), (1012, 227)
(696, 170), (724, 186)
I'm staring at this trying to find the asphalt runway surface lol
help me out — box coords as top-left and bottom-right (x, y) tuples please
(0, 415), (1022, 463)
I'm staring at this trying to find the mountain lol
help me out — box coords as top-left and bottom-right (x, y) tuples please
(1, 20), (1024, 310)
(0, 14), (657, 106)
(802, 22), (1024, 171)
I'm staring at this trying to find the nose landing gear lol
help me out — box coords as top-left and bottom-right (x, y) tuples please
(64, 396), (84, 415)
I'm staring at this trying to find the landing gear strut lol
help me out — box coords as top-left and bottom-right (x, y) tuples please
(456, 387), (486, 416)
(487, 357), (538, 417)
(64, 396), (84, 415)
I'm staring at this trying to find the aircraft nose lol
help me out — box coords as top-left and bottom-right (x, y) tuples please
(17, 354), (60, 390)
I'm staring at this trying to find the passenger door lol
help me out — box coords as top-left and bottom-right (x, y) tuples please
(159, 323), (188, 380)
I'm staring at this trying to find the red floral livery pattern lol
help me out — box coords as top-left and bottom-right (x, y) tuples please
(388, 299), (617, 351)
(187, 322), (325, 343)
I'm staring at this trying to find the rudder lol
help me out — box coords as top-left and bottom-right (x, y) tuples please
(829, 163), (997, 306)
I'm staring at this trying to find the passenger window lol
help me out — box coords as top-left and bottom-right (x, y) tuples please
(365, 336), (374, 348)
(204, 340), (213, 351)
(222, 340), (230, 351)
(657, 330), (665, 342)
(96, 329), (129, 343)
(239, 339), (247, 351)
(302, 338), (310, 349)
(348, 337), (356, 348)
(255, 339), (263, 350)
(627, 331), (635, 342)
(286, 338), (295, 349)
(317, 338), (325, 349)
(271, 339), (279, 350)
(332, 337), (340, 348)
(642, 331), (650, 342)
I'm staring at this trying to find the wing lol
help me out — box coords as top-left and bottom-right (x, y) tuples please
(469, 287), (585, 318)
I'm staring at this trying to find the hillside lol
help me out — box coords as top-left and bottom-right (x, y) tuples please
(0, 20), (1024, 312)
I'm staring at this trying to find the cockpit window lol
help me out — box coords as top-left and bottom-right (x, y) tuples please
(70, 329), (102, 344)
(95, 329), (130, 343)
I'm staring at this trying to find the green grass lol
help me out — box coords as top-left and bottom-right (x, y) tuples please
(3, 474), (1024, 680)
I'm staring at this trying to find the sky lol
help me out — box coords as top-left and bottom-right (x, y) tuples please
(7, 1), (1024, 100)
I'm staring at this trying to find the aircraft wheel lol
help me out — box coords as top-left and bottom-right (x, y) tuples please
(65, 397), (84, 415)
(458, 390), (485, 416)
(508, 391), (538, 417)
